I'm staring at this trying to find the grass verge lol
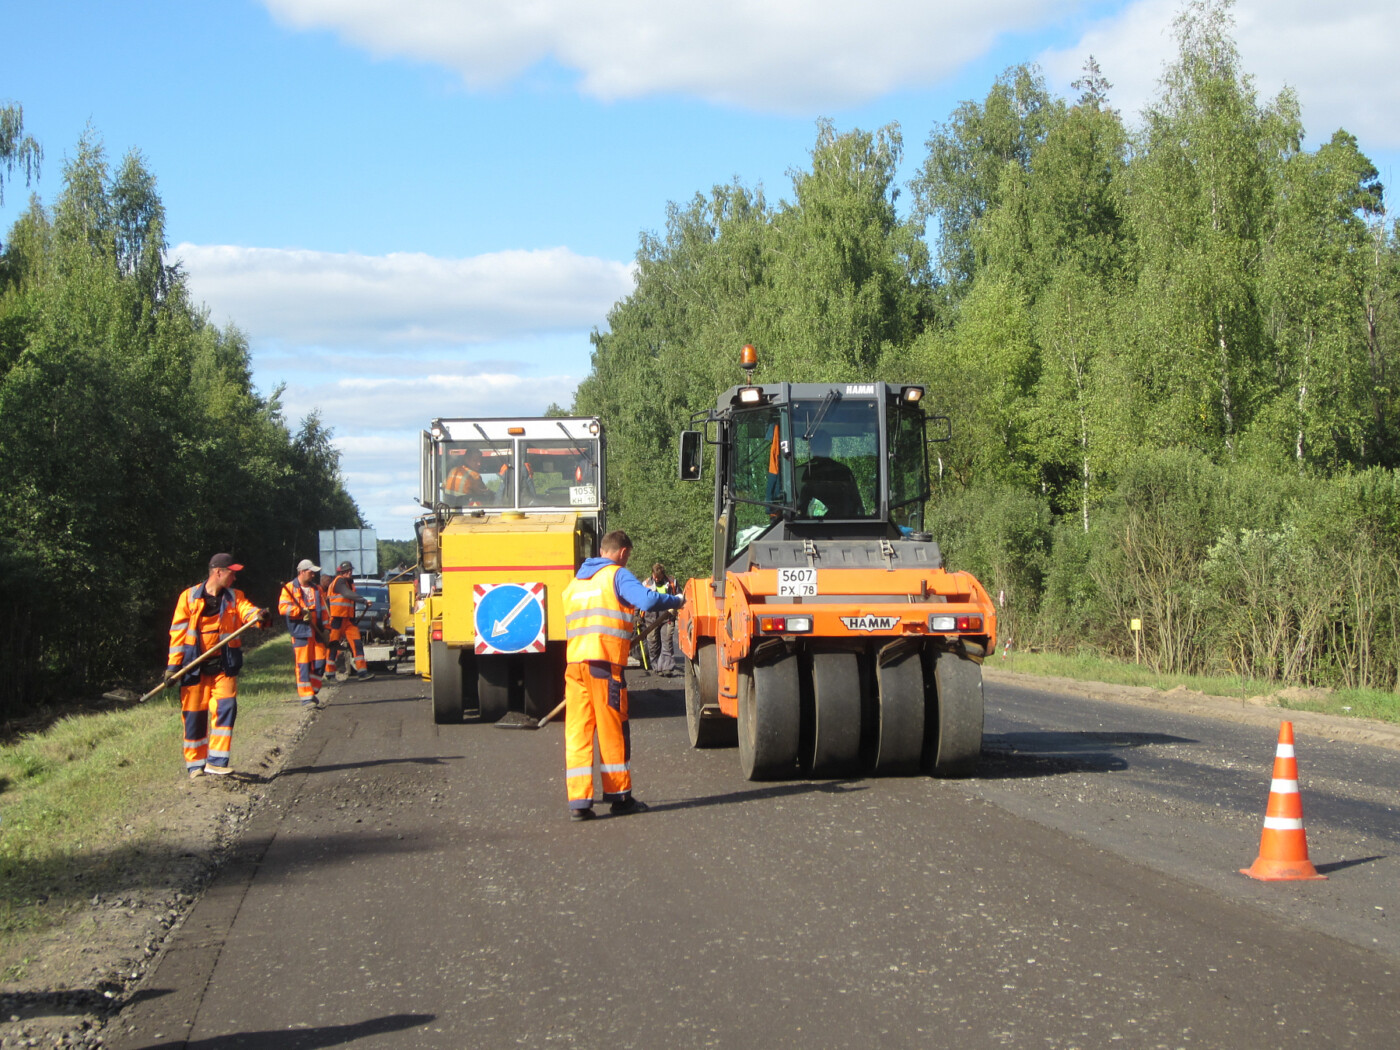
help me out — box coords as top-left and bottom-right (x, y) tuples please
(994, 649), (1400, 725)
(0, 636), (304, 966)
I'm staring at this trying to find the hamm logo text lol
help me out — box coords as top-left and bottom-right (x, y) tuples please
(840, 615), (898, 632)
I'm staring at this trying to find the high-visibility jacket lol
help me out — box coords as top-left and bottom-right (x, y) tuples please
(328, 572), (357, 621)
(563, 563), (636, 665)
(168, 583), (261, 685)
(443, 464), (490, 498)
(279, 578), (325, 641)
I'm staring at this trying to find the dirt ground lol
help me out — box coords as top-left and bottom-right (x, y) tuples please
(2, 667), (1397, 1049)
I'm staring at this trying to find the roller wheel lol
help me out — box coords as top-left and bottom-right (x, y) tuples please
(431, 640), (463, 724)
(477, 654), (511, 723)
(873, 644), (925, 775)
(738, 653), (801, 781)
(809, 651), (862, 776)
(928, 651), (984, 777)
(685, 641), (735, 748)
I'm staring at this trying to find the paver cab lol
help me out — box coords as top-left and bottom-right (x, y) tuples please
(415, 416), (606, 724)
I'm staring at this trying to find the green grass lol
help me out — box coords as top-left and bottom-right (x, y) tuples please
(993, 649), (1400, 725)
(0, 636), (304, 957)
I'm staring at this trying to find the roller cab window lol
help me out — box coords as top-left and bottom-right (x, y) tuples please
(791, 398), (880, 521)
(726, 406), (790, 561)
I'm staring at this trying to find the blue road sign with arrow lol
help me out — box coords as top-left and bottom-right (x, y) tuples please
(473, 583), (547, 655)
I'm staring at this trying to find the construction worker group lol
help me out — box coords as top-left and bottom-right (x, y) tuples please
(167, 554), (378, 780)
(167, 536), (681, 822)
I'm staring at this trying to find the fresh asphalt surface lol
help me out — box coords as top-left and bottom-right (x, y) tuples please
(114, 666), (1398, 1049)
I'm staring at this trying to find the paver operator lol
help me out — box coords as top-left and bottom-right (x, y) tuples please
(561, 530), (684, 821)
(167, 553), (269, 778)
(327, 561), (376, 682)
(443, 448), (503, 506)
(279, 558), (328, 707)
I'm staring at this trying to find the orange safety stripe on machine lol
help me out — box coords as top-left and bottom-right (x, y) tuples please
(562, 563), (635, 664)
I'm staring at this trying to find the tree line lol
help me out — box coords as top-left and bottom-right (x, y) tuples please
(576, 0), (1400, 692)
(0, 111), (361, 719)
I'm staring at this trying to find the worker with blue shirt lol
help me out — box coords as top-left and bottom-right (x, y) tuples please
(561, 529), (685, 821)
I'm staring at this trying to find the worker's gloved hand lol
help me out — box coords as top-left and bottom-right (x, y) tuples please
(258, 608), (273, 627)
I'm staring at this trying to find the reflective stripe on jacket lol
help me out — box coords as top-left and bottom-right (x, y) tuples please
(168, 584), (260, 685)
(279, 579), (324, 640)
(563, 563), (636, 664)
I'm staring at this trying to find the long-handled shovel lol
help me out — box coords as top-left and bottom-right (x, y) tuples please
(138, 618), (262, 703)
(495, 697), (567, 730)
(494, 614), (677, 730)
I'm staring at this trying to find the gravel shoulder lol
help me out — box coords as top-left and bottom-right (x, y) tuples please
(4, 665), (1398, 1048)
(0, 690), (321, 1049)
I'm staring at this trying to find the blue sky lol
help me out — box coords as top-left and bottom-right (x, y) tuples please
(5, 0), (1398, 539)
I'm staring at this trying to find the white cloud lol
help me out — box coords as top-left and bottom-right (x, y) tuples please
(177, 242), (635, 348)
(262, 0), (1064, 112)
(1039, 0), (1400, 148)
(273, 363), (586, 536)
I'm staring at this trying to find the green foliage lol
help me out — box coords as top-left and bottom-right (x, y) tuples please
(925, 482), (1052, 644)
(378, 537), (417, 573)
(0, 126), (360, 717)
(0, 103), (42, 208)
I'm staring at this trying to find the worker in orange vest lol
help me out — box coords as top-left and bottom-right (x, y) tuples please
(443, 448), (507, 505)
(279, 558), (328, 706)
(327, 561), (375, 681)
(561, 530), (683, 821)
(167, 553), (269, 778)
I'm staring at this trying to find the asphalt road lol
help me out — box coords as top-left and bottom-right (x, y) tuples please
(113, 667), (1398, 1049)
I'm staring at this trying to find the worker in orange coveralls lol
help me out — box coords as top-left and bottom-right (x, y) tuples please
(327, 561), (375, 682)
(279, 558), (328, 707)
(561, 530), (683, 821)
(168, 553), (269, 778)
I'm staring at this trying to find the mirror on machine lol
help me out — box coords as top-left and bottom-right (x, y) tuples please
(679, 430), (703, 480)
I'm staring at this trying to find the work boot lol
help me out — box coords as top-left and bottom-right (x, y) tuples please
(609, 797), (648, 816)
(570, 807), (596, 822)
(205, 765), (232, 777)
(188, 767), (205, 780)
(356, 671), (376, 682)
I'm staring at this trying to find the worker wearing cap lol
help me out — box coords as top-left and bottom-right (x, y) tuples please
(561, 530), (684, 821)
(327, 560), (375, 681)
(168, 553), (269, 778)
(279, 558), (328, 706)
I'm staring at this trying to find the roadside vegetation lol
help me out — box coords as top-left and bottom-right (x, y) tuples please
(996, 649), (1400, 725)
(578, 0), (1400, 699)
(0, 637), (299, 973)
(0, 111), (361, 723)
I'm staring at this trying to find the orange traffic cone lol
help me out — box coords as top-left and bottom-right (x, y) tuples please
(1241, 721), (1326, 881)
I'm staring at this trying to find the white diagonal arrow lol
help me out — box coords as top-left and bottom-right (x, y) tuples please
(492, 589), (537, 638)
